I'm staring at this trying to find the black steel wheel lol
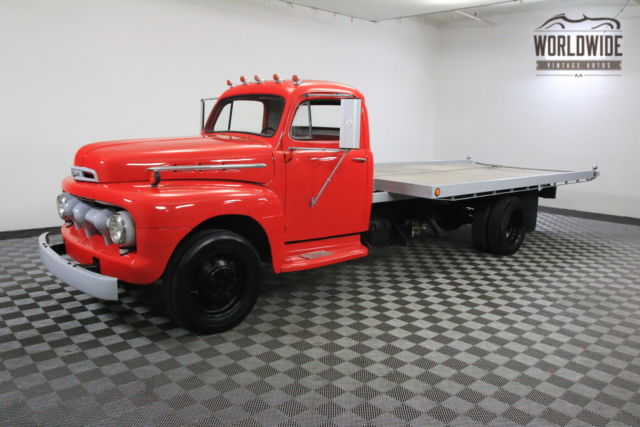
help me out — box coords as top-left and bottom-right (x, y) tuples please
(485, 197), (526, 255)
(163, 230), (260, 334)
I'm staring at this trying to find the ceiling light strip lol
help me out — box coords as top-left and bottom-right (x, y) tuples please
(380, 0), (518, 21)
(274, 0), (517, 23)
(274, 0), (374, 23)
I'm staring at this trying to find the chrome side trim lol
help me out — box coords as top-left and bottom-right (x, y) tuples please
(147, 163), (267, 187)
(288, 147), (348, 152)
(38, 233), (119, 301)
(148, 163), (267, 172)
(71, 166), (99, 182)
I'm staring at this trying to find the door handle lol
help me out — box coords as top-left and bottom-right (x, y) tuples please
(352, 157), (367, 163)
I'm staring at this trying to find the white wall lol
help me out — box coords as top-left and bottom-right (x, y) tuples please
(0, 0), (439, 231)
(435, 2), (640, 218)
(2, 0), (638, 231)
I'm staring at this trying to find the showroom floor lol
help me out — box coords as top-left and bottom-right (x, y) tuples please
(1, 212), (639, 426)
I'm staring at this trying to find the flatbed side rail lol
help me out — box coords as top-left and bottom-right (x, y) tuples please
(373, 160), (599, 201)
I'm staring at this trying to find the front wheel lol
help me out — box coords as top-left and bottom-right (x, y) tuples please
(163, 230), (260, 334)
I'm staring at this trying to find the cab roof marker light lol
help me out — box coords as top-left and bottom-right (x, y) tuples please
(273, 73), (281, 82)
(292, 74), (302, 85)
(254, 74), (263, 83)
(226, 79), (233, 87)
(240, 76), (247, 84)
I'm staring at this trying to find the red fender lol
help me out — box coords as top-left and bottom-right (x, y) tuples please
(62, 177), (285, 283)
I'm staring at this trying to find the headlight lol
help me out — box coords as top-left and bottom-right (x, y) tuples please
(108, 214), (126, 244)
(56, 193), (68, 219)
(107, 211), (136, 247)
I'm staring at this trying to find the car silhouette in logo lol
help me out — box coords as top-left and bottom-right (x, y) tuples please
(537, 14), (621, 30)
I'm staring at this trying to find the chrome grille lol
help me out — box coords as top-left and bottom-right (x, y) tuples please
(61, 194), (116, 245)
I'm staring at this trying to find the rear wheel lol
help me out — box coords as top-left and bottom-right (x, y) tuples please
(485, 197), (526, 255)
(163, 230), (260, 334)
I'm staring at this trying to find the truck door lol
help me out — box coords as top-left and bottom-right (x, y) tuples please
(283, 96), (370, 242)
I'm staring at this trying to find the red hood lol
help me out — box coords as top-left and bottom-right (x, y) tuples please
(73, 135), (274, 184)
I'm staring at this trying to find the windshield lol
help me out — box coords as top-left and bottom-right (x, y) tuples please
(205, 95), (285, 137)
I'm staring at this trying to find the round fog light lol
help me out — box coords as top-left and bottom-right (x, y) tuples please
(56, 193), (68, 219)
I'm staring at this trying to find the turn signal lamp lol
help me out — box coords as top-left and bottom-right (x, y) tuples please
(434, 188), (441, 197)
(150, 171), (160, 187)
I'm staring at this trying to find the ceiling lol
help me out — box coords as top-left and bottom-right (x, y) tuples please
(282, 0), (520, 21)
(280, 0), (636, 23)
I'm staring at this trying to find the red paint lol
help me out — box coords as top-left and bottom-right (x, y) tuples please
(280, 234), (367, 273)
(75, 136), (274, 184)
(60, 80), (372, 284)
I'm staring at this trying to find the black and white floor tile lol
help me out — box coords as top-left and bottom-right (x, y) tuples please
(1, 212), (639, 426)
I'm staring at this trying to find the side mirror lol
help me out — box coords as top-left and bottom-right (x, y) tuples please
(339, 98), (361, 149)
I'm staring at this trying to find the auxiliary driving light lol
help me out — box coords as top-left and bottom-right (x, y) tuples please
(56, 193), (68, 219)
(292, 74), (302, 85)
(56, 192), (81, 221)
(240, 75), (247, 84)
(226, 79), (233, 87)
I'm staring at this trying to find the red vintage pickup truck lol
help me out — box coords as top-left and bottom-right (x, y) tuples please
(40, 74), (598, 333)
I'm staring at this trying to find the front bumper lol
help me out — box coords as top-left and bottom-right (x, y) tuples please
(38, 232), (119, 301)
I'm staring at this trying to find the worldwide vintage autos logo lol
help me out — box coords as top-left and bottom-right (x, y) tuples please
(534, 14), (622, 77)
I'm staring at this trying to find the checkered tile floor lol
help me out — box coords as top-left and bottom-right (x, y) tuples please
(1, 212), (639, 426)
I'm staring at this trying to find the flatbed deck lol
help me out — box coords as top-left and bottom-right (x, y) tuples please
(374, 159), (599, 201)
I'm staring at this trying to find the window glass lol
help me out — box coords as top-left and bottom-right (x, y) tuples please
(313, 103), (340, 128)
(213, 103), (231, 132)
(291, 100), (340, 141)
(229, 100), (263, 134)
(207, 96), (284, 137)
(291, 102), (311, 138)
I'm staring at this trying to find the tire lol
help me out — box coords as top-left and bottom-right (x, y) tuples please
(471, 202), (492, 251)
(485, 197), (526, 255)
(163, 230), (260, 334)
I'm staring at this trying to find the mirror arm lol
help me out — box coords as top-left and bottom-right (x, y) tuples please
(310, 150), (348, 207)
(200, 97), (218, 132)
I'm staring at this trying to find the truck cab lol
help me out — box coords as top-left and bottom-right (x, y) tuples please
(205, 77), (374, 244)
(41, 75), (374, 333)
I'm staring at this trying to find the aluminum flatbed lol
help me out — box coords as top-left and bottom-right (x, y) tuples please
(373, 158), (599, 202)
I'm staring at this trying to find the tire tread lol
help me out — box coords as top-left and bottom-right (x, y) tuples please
(485, 197), (526, 255)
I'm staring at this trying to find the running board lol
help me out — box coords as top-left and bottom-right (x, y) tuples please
(280, 234), (368, 273)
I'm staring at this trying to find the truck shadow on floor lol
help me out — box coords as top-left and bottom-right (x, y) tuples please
(91, 222), (616, 340)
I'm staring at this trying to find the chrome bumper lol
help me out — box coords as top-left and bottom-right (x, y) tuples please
(38, 232), (119, 301)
